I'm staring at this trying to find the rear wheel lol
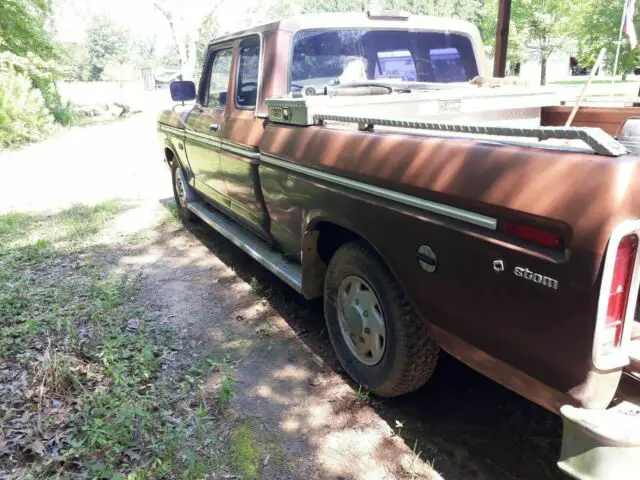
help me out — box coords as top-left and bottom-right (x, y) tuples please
(324, 241), (440, 397)
(171, 161), (196, 223)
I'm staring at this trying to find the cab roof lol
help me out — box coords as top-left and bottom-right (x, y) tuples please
(210, 11), (484, 45)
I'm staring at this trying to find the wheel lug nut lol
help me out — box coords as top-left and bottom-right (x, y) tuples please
(359, 337), (365, 343)
(364, 327), (371, 334)
(355, 299), (359, 305)
(363, 311), (369, 317)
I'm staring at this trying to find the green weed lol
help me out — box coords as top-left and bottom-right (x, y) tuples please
(249, 276), (272, 298)
(219, 375), (235, 412)
(355, 385), (370, 404)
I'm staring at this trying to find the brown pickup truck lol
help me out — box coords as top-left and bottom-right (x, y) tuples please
(157, 12), (640, 479)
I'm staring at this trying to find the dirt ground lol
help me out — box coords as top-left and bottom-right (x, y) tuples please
(0, 115), (564, 480)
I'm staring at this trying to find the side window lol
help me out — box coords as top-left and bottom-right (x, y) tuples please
(236, 41), (260, 109)
(207, 48), (233, 108)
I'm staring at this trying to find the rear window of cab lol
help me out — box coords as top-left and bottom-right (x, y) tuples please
(289, 29), (479, 93)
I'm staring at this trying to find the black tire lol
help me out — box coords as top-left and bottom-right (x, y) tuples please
(171, 161), (196, 223)
(324, 241), (440, 397)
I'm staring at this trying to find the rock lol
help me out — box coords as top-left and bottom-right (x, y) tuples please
(126, 317), (140, 331)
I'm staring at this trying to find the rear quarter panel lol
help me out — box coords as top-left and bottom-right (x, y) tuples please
(259, 122), (640, 411)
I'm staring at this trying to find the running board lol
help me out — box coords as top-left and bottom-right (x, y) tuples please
(187, 201), (303, 293)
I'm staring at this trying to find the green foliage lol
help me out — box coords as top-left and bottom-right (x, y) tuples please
(64, 42), (92, 81)
(355, 384), (371, 403)
(0, 2), (72, 145)
(0, 202), (236, 478)
(218, 375), (235, 411)
(301, 0), (367, 12)
(86, 15), (130, 81)
(573, 0), (640, 76)
(381, 0), (483, 22)
(299, 0), (482, 21)
(0, 65), (54, 149)
(196, 13), (220, 68)
(0, 0), (59, 60)
(481, 0), (573, 83)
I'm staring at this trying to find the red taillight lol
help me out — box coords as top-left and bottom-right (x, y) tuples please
(603, 234), (638, 353)
(503, 221), (563, 249)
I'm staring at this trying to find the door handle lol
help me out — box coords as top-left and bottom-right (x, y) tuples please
(209, 123), (220, 132)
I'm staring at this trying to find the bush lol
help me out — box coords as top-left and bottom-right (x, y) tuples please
(50, 101), (74, 126)
(0, 67), (54, 149)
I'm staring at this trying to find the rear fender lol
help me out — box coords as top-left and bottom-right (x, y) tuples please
(301, 209), (393, 299)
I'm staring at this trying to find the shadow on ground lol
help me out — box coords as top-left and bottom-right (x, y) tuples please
(137, 198), (564, 480)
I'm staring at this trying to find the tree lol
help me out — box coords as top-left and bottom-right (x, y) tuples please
(302, 0), (367, 12)
(0, 0), (73, 126)
(573, 0), (640, 79)
(64, 42), (91, 81)
(511, 0), (573, 85)
(381, 0), (483, 22)
(153, 1), (222, 79)
(195, 12), (220, 69)
(300, 0), (483, 19)
(0, 0), (59, 59)
(85, 16), (129, 81)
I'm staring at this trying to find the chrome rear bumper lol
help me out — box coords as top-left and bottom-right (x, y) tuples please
(558, 401), (640, 479)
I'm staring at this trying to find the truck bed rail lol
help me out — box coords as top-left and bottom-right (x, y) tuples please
(313, 114), (628, 157)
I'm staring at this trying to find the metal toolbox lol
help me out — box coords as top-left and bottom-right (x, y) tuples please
(266, 86), (559, 128)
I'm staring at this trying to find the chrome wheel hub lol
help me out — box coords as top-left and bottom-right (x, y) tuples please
(337, 275), (386, 366)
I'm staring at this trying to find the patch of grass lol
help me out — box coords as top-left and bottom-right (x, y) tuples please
(163, 201), (183, 230)
(124, 232), (151, 245)
(0, 200), (127, 259)
(249, 276), (272, 298)
(230, 423), (260, 480)
(34, 344), (83, 397)
(0, 202), (237, 478)
(355, 385), (370, 404)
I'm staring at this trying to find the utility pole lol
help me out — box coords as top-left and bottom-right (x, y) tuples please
(493, 0), (512, 77)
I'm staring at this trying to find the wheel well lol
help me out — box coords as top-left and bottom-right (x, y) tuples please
(315, 221), (361, 265)
(302, 221), (362, 298)
(164, 147), (176, 167)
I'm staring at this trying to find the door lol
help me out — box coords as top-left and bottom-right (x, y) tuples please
(219, 36), (270, 237)
(184, 46), (233, 208)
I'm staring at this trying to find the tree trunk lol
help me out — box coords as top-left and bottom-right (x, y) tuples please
(540, 56), (547, 86)
(154, 2), (189, 76)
